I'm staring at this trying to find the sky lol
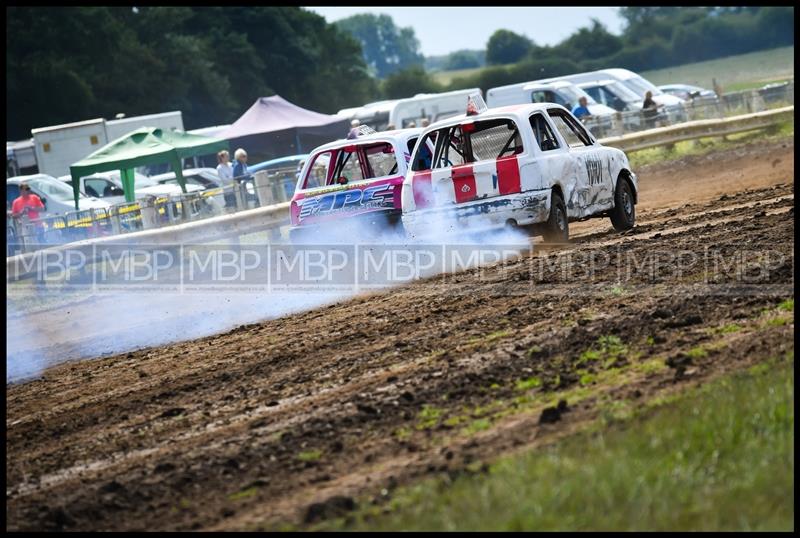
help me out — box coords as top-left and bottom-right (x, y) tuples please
(305, 7), (625, 57)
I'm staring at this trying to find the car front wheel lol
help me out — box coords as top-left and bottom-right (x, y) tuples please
(610, 177), (635, 231)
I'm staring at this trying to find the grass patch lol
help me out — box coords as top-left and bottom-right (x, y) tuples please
(461, 418), (492, 436)
(469, 329), (512, 345)
(707, 323), (742, 335)
(641, 46), (794, 90)
(327, 355), (794, 531)
(777, 298), (794, 312)
(296, 449), (323, 462)
(228, 486), (259, 501)
(416, 405), (445, 430)
(685, 346), (708, 360)
(514, 377), (542, 391)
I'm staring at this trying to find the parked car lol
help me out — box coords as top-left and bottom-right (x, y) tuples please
(150, 167), (226, 212)
(289, 128), (433, 242)
(7, 174), (110, 217)
(401, 102), (638, 242)
(658, 84), (717, 101)
(60, 171), (205, 205)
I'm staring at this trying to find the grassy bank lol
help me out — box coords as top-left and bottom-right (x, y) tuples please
(433, 46), (793, 93)
(315, 351), (795, 531)
(627, 119), (794, 169)
(641, 46), (794, 92)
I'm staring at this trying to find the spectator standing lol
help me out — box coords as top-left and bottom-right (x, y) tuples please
(347, 119), (361, 139)
(420, 118), (430, 128)
(642, 91), (661, 129)
(232, 148), (249, 180)
(571, 97), (592, 121)
(11, 183), (46, 244)
(216, 150), (233, 185)
(11, 183), (45, 220)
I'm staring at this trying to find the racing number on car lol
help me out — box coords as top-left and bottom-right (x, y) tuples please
(585, 157), (603, 186)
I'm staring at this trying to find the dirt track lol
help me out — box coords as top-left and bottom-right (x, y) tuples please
(5, 137), (795, 531)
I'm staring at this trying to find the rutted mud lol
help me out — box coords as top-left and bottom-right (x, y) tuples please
(5, 138), (795, 531)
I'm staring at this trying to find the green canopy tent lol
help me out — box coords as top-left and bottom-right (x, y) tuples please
(69, 127), (229, 209)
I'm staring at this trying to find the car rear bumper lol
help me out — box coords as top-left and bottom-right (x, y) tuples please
(402, 189), (550, 239)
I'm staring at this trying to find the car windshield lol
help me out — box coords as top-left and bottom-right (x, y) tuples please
(29, 176), (87, 201)
(623, 77), (661, 97)
(559, 85), (596, 105)
(607, 81), (642, 103)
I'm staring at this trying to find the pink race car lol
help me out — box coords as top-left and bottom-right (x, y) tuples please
(289, 128), (433, 242)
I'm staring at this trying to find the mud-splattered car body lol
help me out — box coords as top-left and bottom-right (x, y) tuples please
(289, 129), (433, 241)
(401, 103), (638, 238)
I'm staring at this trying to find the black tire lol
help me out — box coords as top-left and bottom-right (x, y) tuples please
(610, 177), (636, 231)
(542, 190), (569, 244)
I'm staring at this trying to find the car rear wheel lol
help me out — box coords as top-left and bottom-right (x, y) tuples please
(542, 191), (569, 244)
(610, 177), (636, 231)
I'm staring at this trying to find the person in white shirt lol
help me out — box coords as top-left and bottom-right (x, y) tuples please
(216, 150), (233, 185)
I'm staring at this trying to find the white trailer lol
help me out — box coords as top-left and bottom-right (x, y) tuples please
(31, 111), (184, 178)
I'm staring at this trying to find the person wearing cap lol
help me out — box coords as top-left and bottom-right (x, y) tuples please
(347, 119), (361, 139)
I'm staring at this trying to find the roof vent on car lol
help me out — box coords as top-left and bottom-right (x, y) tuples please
(466, 91), (488, 116)
(355, 125), (378, 137)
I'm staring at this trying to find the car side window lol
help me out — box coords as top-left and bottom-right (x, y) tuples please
(528, 113), (560, 152)
(331, 147), (364, 185)
(430, 126), (467, 169)
(411, 132), (436, 172)
(468, 118), (523, 161)
(364, 142), (397, 178)
(302, 151), (332, 189)
(547, 109), (593, 148)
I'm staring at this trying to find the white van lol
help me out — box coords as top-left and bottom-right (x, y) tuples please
(487, 80), (613, 116)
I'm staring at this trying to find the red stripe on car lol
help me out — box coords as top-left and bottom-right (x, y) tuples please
(452, 164), (477, 203)
(412, 171), (434, 209)
(496, 155), (521, 195)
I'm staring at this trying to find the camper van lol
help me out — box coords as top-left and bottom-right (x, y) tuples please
(337, 89), (483, 132)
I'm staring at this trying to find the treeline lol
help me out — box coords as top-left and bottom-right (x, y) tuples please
(6, 6), (380, 140)
(6, 7), (794, 141)
(400, 7), (795, 95)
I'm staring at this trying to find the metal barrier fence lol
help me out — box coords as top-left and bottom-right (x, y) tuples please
(6, 174), (282, 254)
(584, 81), (794, 139)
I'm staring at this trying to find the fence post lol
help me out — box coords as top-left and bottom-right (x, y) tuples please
(140, 196), (158, 230)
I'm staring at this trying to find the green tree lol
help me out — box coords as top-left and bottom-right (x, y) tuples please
(382, 66), (441, 99)
(336, 14), (424, 78)
(557, 19), (623, 61)
(486, 29), (533, 65)
(444, 50), (484, 70)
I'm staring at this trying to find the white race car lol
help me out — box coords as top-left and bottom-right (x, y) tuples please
(401, 101), (638, 241)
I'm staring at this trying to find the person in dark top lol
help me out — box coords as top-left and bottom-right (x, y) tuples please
(642, 91), (661, 128)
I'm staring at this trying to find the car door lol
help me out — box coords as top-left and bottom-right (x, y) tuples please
(546, 108), (614, 216)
